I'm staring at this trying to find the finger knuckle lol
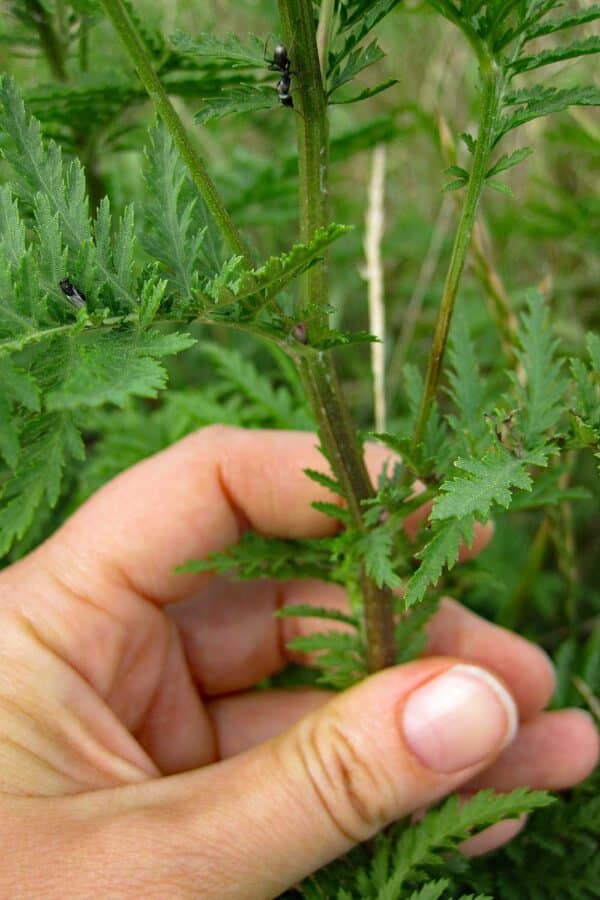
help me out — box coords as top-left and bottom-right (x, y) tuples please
(296, 713), (392, 844)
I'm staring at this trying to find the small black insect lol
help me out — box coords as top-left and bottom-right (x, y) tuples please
(265, 41), (293, 109)
(59, 278), (87, 309)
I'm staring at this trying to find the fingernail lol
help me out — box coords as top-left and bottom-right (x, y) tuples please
(401, 664), (518, 774)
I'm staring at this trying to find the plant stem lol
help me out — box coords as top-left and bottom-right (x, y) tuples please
(411, 59), (501, 452)
(279, 0), (396, 672)
(98, 0), (252, 267)
(298, 351), (396, 671)
(27, 0), (68, 82)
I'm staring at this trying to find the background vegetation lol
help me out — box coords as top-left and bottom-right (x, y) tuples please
(0, 0), (598, 896)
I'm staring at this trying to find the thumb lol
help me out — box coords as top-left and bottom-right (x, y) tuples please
(86, 658), (518, 899)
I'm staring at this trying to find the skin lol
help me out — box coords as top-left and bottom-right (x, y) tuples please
(0, 426), (597, 899)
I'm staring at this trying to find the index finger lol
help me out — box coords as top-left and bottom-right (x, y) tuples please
(41, 426), (395, 604)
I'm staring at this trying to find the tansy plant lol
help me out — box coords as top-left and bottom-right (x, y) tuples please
(1, 0), (599, 896)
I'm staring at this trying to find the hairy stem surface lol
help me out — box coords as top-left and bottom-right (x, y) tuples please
(279, 0), (396, 671)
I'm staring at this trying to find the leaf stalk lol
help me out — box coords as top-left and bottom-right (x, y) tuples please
(411, 58), (502, 452)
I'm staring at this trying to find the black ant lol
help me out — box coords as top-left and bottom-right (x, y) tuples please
(265, 41), (293, 109)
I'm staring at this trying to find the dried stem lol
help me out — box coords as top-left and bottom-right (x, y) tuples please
(363, 144), (387, 432)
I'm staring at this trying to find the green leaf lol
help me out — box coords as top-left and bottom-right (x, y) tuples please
(304, 468), (345, 497)
(142, 125), (220, 298)
(486, 179), (514, 196)
(0, 357), (41, 468)
(170, 30), (266, 68)
(194, 223), (350, 317)
(357, 526), (403, 590)
(329, 0), (401, 79)
(286, 630), (363, 654)
(274, 605), (359, 627)
(510, 36), (600, 74)
(311, 500), (352, 525)
(0, 413), (84, 556)
(587, 332), (600, 375)
(444, 165), (470, 179)
(496, 86), (600, 141)
(43, 328), (195, 411)
(524, 5), (600, 41)
(194, 84), (279, 124)
(329, 79), (398, 106)
(394, 597), (440, 663)
(405, 881), (450, 900)
(460, 131), (476, 153)
(376, 789), (555, 899)
(442, 178), (468, 192)
(512, 291), (567, 449)
(445, 311), (489, 454)
(177, 531), (332, 582)
(195, 343), (311, 429)
(404, 518), (473, 607)
(485, 146), (533, 178)
(328, 40), (385, 97)
(432, 450), (532, 521)
(0, 77), (138, 311)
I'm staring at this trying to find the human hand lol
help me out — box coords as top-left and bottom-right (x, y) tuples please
(0, 427), (597, 899)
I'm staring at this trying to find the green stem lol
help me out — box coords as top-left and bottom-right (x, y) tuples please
(411, 59), (501, 452)
(27, 0), (68, 82)
(98, 0), (252, 266)
(298, 351), (396, 671)
(278, 0), (396, 672)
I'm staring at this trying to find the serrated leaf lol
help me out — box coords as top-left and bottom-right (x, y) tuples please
(587, 332), (600, 375)
(304, 468), (345, 497)
(311, 500), (351, 525)
(328, 40), (385, 97)
(329, 78), (398, 106)
(432, 451), (532, 520)
(512, 291), (567, 448)
(376, 789), (554, 899)
(195, 342), (311, 429)
(442, 178), (468, 192)
(357, 526), (403, 590)
(524, 5), (600, 41)
(404, 519), (473, 607)
(445, 312), (489, 454)
(274, 605), (358, 627)
(496, 85), (600, 141)
(142, 124), (220, 299)
(486, 179), (514, 196)
(170, 30), (266, 68)
(460, 131), (476, 153)
(510, 36), (600, 74)
(177, 531), (331, 582)
(286, 631), (363, 654)
(0, 413), (83, 556)
(0, 77), (138, 310)
(196, 224), (350, 315)
(0, 357), (41, 411)
(194, 84), (279, 124)
(405, 881), (450, 900)
(444, 165), (470, 179)
(486, 146), (532, 178)
(43, 329), (194, 410)
(310, 329), (377, 350)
